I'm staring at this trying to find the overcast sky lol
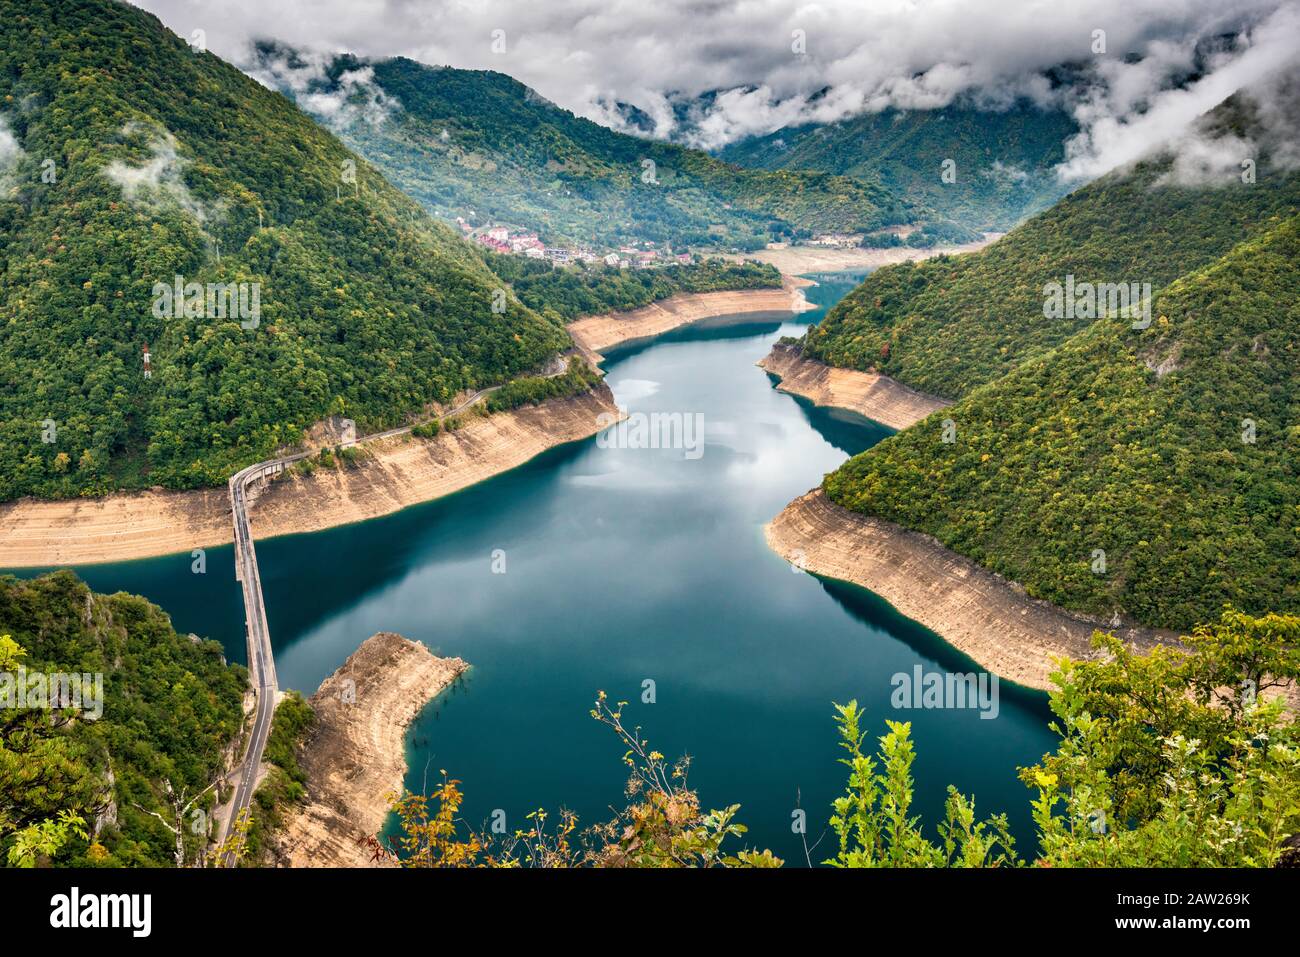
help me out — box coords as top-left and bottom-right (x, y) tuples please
(134, 0), (1298, 175)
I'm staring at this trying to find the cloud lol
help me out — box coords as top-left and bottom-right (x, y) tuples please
(1147, 66), (1300, 186)
(133, 0), (1297, 178)
(0, 115), (26, 196)
(987, 161), (1032, 184)
(247, 49), (398, 130)
(1252, 66), (1300, 169)
(1154, 128), (1258, 185)
(1057, 2), (1300, 182)
(102, 121), (222, 224)
(307, 66), (397, 128)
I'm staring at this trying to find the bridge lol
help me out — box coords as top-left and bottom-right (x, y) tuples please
(215, 385), (503, 864)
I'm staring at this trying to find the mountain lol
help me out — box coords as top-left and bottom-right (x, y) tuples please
(720, 100), (1078, 231)
(0, 570), (245, 866)
(0, 0), (571, 501)
(251, 47), (916, 250)
(800, 92), (1300, 401)
(823, 212), (1300, 630)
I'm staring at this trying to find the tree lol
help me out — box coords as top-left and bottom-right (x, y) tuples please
(0, 634), (95, 866)
(826, 702), (1015, 867)
(1023, 608), (1300, 867)
(130, 778), (222, 867)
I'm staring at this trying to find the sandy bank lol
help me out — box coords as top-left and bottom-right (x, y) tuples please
(269, 632), (468, 867)
(759, 342), (950, 432)
(766, 489), (1170, 691)
(246, 385), (619, 541)
(0, 385), (621, 567)
(729, 235), (999, 275)
(567, 277), (813, 356)
(0, 488), (234, 570)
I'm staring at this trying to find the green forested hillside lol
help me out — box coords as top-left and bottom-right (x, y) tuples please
(803, 98), (1300, 400)
(0, 0), (571, 501)
(0, 571), (245, 866)
(485, 254), (780, 322)
(258, 49), (913, 249)
(824, 214), (1300, 629)
(720, 101), (1077, 230)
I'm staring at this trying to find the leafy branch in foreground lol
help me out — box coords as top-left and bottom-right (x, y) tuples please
(585, 692), (780, 868)
(1023, 608), (1300, 867)
(827, 607), (1299, 868)
(365, 691), (780, 868)
(827, 703), (1016, 868)
(0, 632), (94, 868)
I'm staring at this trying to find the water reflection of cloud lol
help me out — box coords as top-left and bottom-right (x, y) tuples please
(567, 458), (680, 493)
(723, 421), (842, 493)
(609, 377), (660, 405)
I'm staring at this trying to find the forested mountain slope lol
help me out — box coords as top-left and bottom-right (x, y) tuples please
(720, 101), (1077, 230)
(0, 571), (245, 866)
(254, 49), (915, 250)
(800, 92), (1300, 401)
(824, 214), (1300, 630)
(0, 0), (570, 501)
(484, 254), (781, 322)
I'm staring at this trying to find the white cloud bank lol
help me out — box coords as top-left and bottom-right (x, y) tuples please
(246, 49), (399, 130)
(102, 121), (222, 224)
(0, 115), (26, 195)
(132, 0), (1299, 182)
(1058, 2), (1300, 181)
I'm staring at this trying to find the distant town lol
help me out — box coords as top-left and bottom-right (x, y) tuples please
(456, 214), (882, 268)
(457, 216), (696, 269)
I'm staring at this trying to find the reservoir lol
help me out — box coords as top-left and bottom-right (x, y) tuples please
(37, 272), (1057, 863)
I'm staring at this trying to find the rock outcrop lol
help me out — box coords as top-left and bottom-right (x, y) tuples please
(268, 632), (468, 867)
(759, 342), (950, 432)
(766, 488), (1169, 691)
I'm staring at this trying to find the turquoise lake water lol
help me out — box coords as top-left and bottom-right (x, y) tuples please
(23, 272), (1056, 863)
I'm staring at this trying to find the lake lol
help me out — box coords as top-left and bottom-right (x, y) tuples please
(30, 272), (1057, 864)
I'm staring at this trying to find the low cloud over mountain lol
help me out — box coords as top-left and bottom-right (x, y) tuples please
(137, 0), (1299, 183)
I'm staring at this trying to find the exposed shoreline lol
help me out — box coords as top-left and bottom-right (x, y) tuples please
(0, 385), (621, 567)
(766, 489), (1172, 692)
(268, 632), (468, 868)
(728, 235), (999, 275)
(244, 385), (621, 543)
(567, 276), (813, 357)
(753, 235), (1176, 693)
(759, 342), (951, 432)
